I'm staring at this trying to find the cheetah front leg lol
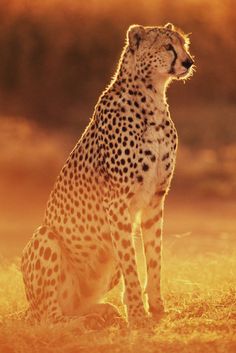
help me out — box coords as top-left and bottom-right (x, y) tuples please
(141, 196), (165, 320)
(106, 199), (147, 326)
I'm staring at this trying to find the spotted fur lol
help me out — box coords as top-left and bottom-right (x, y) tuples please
(17, 23), (194, 327)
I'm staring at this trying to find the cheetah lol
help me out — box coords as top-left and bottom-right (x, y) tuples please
(17, 23), (194, 328)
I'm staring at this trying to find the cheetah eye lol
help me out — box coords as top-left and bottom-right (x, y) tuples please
(164, 44), (174, 51)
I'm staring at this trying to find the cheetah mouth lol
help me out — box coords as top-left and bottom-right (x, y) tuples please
(170, 67), (190, 79)
(177, 72), (187, 78)
(176, 69), (190, 79)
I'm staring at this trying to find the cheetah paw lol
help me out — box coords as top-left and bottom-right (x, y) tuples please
(149, 306), (166, 323)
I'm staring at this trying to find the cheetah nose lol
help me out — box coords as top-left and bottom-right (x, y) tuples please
(182, 58), (194, 69)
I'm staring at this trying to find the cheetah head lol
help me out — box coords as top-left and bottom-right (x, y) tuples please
(127, 23), (194, 81)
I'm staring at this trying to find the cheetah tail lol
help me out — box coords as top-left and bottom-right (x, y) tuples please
(1, 308), (32, 325)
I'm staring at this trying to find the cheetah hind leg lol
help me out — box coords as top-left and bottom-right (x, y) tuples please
(21, 226), (89, 327)
(21, 226), (124, 330)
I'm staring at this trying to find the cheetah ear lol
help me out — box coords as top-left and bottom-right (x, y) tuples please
(164, 23), (175, 30)
(127, 25), (146, 51)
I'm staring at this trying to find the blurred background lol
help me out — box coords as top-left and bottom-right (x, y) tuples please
(0, 0), (235, 257)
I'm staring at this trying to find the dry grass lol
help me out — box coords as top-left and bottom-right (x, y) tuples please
(0, 246), (235, 353)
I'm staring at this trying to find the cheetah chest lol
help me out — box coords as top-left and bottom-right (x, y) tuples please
(131, 123), (177, 212)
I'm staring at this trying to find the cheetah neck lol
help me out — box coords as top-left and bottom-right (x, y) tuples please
(112, 48), (169, 113)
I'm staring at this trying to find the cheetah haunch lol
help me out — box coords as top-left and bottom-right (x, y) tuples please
(19, 23), (194, 328)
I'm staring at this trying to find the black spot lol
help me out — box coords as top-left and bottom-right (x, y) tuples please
(151, 155), (156, 162)
(145, 150), (152, 156)
(137, 175), (143, 183)
(162, 153), (169, 161)
(143, 163), (149, 171)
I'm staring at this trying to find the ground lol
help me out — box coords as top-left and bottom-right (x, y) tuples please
(0, 196), (235, 353)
